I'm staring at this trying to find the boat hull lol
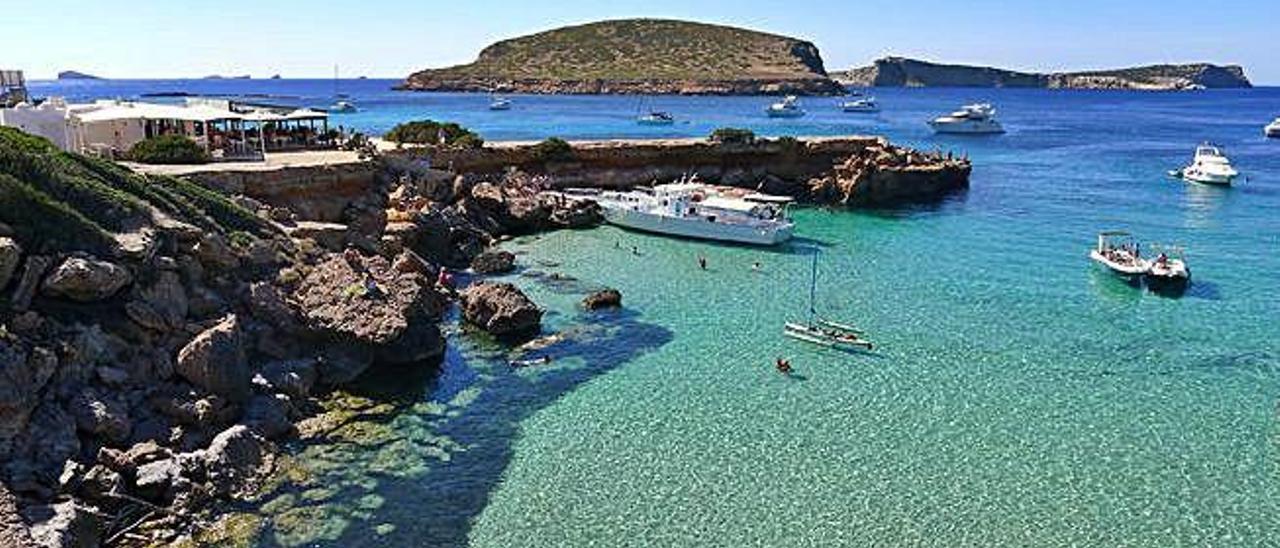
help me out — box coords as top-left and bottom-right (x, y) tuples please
(929, 120), (1004, 134)
(766, 110), (805, 118)
(603, 208), (792, 246)
(1089, 250), (1150, 277)
(1181, 171), (1236, 185)
(1266, 125), (1280, 138)
(637, 118), (675, 126)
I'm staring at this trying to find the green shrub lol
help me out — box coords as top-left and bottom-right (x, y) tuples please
(710, 127), (755, 145)
(384, 120), (483, 149)
(531, 137), (574, 162)
(0, 173), (115, 254)
(0, 127), (58, 154)
(127, 135), (211, 164)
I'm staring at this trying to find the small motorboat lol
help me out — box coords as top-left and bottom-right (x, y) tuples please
(1265, 118), (1280, 138)
(489, 96), (512, 111)
(637, 110), (675, 125)
(840, 96), (880, 113)
(330, 100), (357, 113)
(929, 103), (1004, 134)
(1173, 143), (1239, 185)
(1144, 244), (1190, 288)
(766, 95), (806, 118)
(1089, 231), (1151, 278)
(782, 247), (874, 352)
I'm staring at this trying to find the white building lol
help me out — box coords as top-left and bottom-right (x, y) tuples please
(0, 98), (73, 150)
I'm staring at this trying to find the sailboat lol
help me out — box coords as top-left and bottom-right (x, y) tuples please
(783, 248), (874, 351)
(330, 65), (357, 113)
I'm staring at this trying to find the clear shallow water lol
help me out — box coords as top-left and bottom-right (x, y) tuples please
(32, 79), (1280, 545)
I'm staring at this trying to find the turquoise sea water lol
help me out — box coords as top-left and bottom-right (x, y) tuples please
(30, 80), (1280, 545)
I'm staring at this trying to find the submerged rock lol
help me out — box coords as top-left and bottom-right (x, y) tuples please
(460, 282), (542, 337)
(176, 315), (251, 403)
(582, 288), (623, 310)
(41, 256), (132, 302)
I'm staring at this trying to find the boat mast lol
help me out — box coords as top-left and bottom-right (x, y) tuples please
(808, 247), (819, 326)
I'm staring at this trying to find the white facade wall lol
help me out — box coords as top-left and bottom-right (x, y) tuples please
(0, 103), (72, 150)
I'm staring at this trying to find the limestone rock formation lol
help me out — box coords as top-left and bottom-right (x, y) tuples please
(582, 288), (623, 310)
(837, 56), (1251, 90)
(461, 282), (542, 337)
(471, 249), (516, 274)
(175, 315), (251, 403)
(40, 257), (132, 302)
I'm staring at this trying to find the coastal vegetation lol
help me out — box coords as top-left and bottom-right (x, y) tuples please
(531, 137), (574, 161)
(384, 120), (484, 149)
(836, 56), (1252, 90)
(127, 135), (212, 164)
(709, 127), (756, 145)
(399, 19), (843, 95)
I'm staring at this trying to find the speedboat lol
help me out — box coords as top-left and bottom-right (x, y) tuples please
(1172, 143), (1239, 185)
(1265, 118), (1280, 138)
(558, 178), (795, 246)
(1089, 231), (1151, 279)
(489, 96), (512, 111)
(330, 100), (357, 113)
(928, 103), (1004, 134)
(766, 95), (806, 118)
(840, 97), (880, 113)
(637, 110), (675, 125)
(1144, 244), (1190, 289)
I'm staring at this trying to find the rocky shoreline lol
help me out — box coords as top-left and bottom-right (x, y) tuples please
(836, 56), (1252, 91)
(0, 132), (966, 546)
(394, 76), (844, 96)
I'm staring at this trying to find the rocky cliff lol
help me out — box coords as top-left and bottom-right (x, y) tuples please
(835, 57), (1251, 90)
(399, 19), (843, 96)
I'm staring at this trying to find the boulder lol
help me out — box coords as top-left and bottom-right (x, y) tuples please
(194, 234), (238, 271)
(260, 359), (318, 400)
(24, 500), (100, 548)
(204, 425), (273, 498)
(125, 271), (188, 332)
(175, 315), (251, 403)
(1, 482), (37, 548)
(78, 464), (122, 501)
(460, 282), (543, 337)
(10, 256), (52, 311)
(69, 391), (132, 445)
(41, 256), (132, 302)
(582, 288), (623, 310)
(242, 394), (293, 440)
(133, 458), (183, 501)
(0, 237), (20, 290)
(470, 249), (516, 274)
(0, 341), (57, 459)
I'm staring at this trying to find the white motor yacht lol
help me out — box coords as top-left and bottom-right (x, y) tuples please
(561, 180), (795, 246)
(929, 103), (1004, 134)
(489, 96), (512, 111)
(330, 100), (357, 113)
(840, 97), (880, 113)
(1265, 118), (1280, 138)
(766, 95), (806, 118)
(637, 110), (675, 125)
(1089, 231), (1151, 279)
(1173, 143), (1239, 185)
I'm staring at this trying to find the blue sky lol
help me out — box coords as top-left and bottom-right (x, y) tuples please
(9, 0), (1277, 83)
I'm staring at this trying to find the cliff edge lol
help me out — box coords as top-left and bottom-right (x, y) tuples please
(835, 57), (1251, 90)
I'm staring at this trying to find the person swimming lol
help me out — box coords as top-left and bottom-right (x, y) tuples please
(698, 255), (707, 270)
(775, 357), (792, 375)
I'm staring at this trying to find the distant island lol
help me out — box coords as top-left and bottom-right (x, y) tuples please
(203, 74), (252, 80)
(834, 57), (1251, 91)
(398, 18), (843, 95)
(57, 70), (101, 80)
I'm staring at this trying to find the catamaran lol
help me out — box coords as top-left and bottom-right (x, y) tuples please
(783, 247), (874, 351)
(1089, 231), (1151, 279)
(1170, 143), (1239, 185)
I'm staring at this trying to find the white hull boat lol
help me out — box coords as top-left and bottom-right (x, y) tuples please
(766, 95), (806, 118)
(929, 103), (1004, 134)
(1175, 143), (1239, 185)
(1145, 245), (1191, 288)
(489, 97), (512, 111)
(568, 181), (796, 246)
(1090, 231), (1150, 278)
(637, 111), (675, 125)
(781, 248), (874, 352)
(840, 97), (880, 113)
(1265, 118), (1280, 138)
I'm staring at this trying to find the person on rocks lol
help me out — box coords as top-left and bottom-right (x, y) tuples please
(437, 267), (455, 291)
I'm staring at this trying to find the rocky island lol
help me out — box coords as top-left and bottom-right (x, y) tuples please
(835, 57), (1252, 90)
(398, 19), (844, 96)
(56, 71), (101, 81)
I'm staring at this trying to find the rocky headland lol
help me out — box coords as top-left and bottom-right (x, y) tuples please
(0, 125), (967, 545)
(835, 57), (1252, 91)
(398, 19), (844, 96)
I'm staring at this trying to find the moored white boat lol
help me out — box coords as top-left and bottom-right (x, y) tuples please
(329, 100), (357, 113)
(636, 110), (675, 125)
(489, 96), (512, 111)
(1175, 143), (1239, 185)
(1089, 231), (1151, 278)
(929, 103), (1004, 134)
(1144, 244), (1191, 288)
(766, 95), (806, 118)
(840, 97), (880, 113)
(568, 180), (795, 246)
(1265, 118), (1280, 138)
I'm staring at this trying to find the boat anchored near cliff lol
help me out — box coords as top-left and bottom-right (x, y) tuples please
(1170, 143), (1239, 185)
(929, 103), (1004, 134)
(766, 95), (806, 118)
(570, 181), (795, 246)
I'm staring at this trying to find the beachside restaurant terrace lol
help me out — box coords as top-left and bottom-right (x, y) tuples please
(70, 101), (333, 161)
